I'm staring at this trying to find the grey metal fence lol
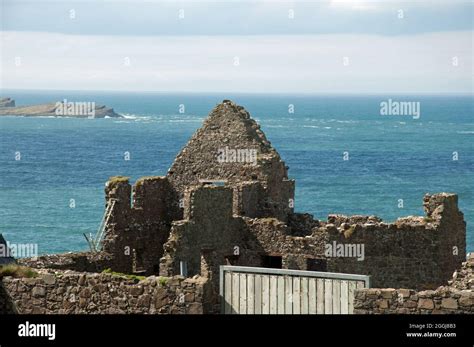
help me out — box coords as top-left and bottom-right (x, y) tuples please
(220, 266), (370, 314)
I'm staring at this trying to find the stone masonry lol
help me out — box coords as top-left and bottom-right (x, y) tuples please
(354, 254), (474, 314)
(1, 269), (214, 314)
(1, 100), (470, 314)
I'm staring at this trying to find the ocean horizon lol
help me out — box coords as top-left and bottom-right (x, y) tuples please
(1, 90), (473, 254)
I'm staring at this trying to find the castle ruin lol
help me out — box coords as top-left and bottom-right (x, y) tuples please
(1, 100), (469, 314)
(57, 100), (466, 290)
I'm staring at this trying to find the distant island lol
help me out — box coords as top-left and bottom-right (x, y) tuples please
(0, 98), (123, 118)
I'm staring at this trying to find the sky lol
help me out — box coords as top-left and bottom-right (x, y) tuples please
(0, 0), (473, 93)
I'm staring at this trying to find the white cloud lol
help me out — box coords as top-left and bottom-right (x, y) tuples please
(1, 30), (472, 93)
(329, 0), (469, 10)
(329, 0), (379, 11)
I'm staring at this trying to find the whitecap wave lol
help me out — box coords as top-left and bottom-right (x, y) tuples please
(336, 120), (358, 124)
(168, 119), (202, 123)
(121, 114), (142, 119)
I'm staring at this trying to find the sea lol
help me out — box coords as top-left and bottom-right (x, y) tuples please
(0, 90), (472, 254)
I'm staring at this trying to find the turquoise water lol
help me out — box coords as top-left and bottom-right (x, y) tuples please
(0, 90), (473, 254)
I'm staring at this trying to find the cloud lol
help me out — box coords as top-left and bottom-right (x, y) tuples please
(1, 0), (472, 36)
(1, 30), (472, 93)
(329, 0), (379, 11)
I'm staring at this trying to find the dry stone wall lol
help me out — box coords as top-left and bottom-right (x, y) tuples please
(354, 287), (474, 314)
(17, 252), (113, 272)
(354, 254), (474, 314)
(100, 176), (180, 275)
(1, 270), (214, 314)
(159, 186), (265, 282)
(166, 100), (294, 221)
(323, 193), (466, 289)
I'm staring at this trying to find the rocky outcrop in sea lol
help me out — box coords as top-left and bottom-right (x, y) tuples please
(0, 98), (122, 118)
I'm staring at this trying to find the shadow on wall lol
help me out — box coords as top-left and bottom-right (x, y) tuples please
(0, 281), (17, 314)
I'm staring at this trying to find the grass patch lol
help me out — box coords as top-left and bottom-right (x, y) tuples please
(0, 264), (38, 279)
(108, 176), (130, 187)
(158, 276), (168, 286)
(101, 268), (145, 281)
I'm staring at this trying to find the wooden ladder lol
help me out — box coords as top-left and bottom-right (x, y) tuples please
(84, 199), (116, 252)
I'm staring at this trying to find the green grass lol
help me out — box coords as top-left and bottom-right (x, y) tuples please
(158, 276), (168, 286)
(0, 264), (38, 278)
(108, 176), (130, 187)
(101, 268), (145, 281)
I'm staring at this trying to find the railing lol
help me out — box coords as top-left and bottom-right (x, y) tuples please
(220, 265), (370, 314)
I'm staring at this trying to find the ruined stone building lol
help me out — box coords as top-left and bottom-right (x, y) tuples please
(0, 100), (469, 315)
(92, 100), (465, 291)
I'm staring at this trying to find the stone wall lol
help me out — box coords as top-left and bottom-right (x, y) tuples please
(1, 269), (215, 314)
(94, 100), (466, 292)
(159, 185), (265, 283)
(18, 252), (113, 273)
(159, 184), (328, 282)
(233, 180), (294, 221)
(246, 217), (327, 270)
(354, 254), (474, 314)
(166, 100), (294, 222)
(354, 287), (474, 314)
(101, 176), (180, 275)
(158, 188), (465, 291)
(324, 193), (466, 289)
(18, 191), (466, 293)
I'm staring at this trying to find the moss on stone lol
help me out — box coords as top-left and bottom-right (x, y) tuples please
(107, 176), (130, 190)
(108, 176), (130, 184)
(158, 276), (169, 286)
(0, 265), (38, 278)
(101, 268), (145, 281)
(135, 176), (163, 185)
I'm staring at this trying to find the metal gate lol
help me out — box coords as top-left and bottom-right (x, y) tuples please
(220, 266), (370, 314)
